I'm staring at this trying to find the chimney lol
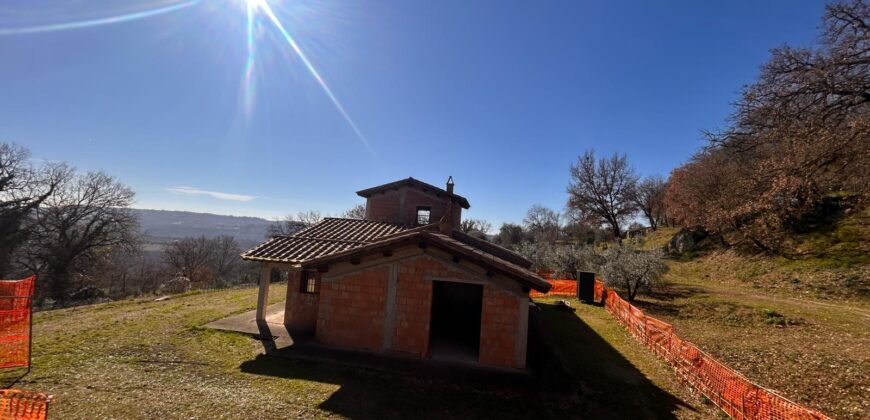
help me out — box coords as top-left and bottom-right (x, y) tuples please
(439, 176), (455, 235)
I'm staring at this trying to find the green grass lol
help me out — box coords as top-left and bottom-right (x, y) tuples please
(617, 209), (870, 418)
(2, 282), (716, 419)
(631, 262), (869, 419)
(636, 227), (681, 251)
(533, 297), (714, 419)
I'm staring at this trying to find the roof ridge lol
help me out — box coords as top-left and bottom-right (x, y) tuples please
(321, 217), (413, 227)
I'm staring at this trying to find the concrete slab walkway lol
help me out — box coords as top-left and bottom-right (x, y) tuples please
(204, 302), (295, 350)
(205, 302), (534, 385)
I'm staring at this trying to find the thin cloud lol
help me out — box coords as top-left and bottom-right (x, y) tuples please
(166, 186), (255, 202)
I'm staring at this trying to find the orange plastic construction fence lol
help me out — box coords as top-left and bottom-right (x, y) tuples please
(0, 390), (51, 420)
(0, 276), (35, 369)
(530, 279), (577, 297)
(589, 279), (830, 420)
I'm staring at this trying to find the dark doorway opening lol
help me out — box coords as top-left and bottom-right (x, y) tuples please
(429, 280), (483, 363)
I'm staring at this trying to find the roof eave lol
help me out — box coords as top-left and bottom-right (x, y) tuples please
(301, 232), (551, 293)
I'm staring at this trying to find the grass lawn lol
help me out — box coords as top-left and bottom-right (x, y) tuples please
(2, 282), (720, 419)
(631, 269), (869, 419)
(532, 298), (717, 419)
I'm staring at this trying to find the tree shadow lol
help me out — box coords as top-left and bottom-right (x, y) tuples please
(633, 285), (708, 318)
(533, 302), (698, 419)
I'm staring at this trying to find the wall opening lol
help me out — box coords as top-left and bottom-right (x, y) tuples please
(429, 280), (482, 362)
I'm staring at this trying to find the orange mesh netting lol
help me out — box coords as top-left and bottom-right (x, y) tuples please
(0, 276), (35, 369)
(0, 390), (51, 420)
(584, 279), (831, 420)
(530, 279), (577, 297)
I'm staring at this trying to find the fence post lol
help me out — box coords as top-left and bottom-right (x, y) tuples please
(577, 271), (595, 303)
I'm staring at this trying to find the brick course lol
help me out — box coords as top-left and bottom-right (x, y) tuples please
(309, 251), (527, 369)
(365, 186), (462, 227)
(479, 285), (522, 368)
(316, 266), (388, 351)
(283, 270), (319, 330)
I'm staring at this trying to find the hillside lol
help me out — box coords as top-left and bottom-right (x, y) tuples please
(640, 207), (869, 300)
(631, 209), (869, 418)
(132, 209), (273, 250)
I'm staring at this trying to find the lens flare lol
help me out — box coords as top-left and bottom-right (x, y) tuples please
(1, 0), (376, 156)
(250, 0), (375, 157)
(241, 0), (258, 120)
(0, 1), (201, 35)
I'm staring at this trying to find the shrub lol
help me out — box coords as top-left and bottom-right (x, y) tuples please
(599, 247), (668, 301)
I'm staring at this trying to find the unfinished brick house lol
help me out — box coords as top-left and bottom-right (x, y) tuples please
(242, 177), (550, 369)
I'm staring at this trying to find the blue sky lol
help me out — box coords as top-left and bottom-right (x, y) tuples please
(0, 0), (828, 227)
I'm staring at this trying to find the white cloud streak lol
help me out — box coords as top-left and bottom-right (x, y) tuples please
(166, 186), (255, 202)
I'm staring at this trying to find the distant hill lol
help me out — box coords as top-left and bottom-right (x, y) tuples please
(131, 209), (272, 250)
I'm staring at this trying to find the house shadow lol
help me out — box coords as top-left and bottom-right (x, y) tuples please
(238, 302), (698, 419)
(240, 351), (579, 419)
(532, 301), (698, 419)
(239, 319), (582, 419)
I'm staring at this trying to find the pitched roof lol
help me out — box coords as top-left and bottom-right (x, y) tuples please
(356, 177), (471, 209)
(301, 228), (551, 293)
(451, 230), (533, 269)
(241, 218), (414, 264)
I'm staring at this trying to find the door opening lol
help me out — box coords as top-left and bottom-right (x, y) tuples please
(429, 280), (483, 362)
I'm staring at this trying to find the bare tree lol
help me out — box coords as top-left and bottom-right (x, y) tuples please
(209, 235), (242, 283)
(459, 218), (492, 240)
(523, 205), (561, 244)
(341, 204), (367, 220)
(567, 150), (638, 240)
(267, 210), (323, 237)
(163, 235), (243, 288)
(23, 171), (137, 302)
(164, 236), (213, 286)
(631, 175), (667, 230)
(665, 0), (869, 252)
(0, 143), (69, 276)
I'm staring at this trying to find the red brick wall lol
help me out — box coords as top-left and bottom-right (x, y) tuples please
(366, 193), (400, 223)
(391, 258), (437, 356)
(316, 266), (388, 351)
(365, 187), (462, 227)
(314, 252), (527, 369)
(479, 285), (522, 368)
(283, 271), (319, 331)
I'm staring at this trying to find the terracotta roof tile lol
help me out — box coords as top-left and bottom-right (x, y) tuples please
(300, 228), (551, 293)
(243, 216), (549, 292)
(241, 218), (413, 264)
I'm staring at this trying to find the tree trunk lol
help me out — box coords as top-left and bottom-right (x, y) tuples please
(49, 267), (70, 304)
(610, 223), (622, 243)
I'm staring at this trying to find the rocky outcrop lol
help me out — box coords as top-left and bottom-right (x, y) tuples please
(666, 227), (708, 255)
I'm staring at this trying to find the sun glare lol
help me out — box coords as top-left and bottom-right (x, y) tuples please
(243, 0), (376, 157)
(1, 0), (375, 157)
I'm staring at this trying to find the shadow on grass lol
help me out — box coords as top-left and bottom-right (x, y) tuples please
(240, 351), (579, 419)
(534, 302), (697, 419)
(238, 318), (582, 419)
(0, 366), (30, 389)
(633, 284), (708, 318)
